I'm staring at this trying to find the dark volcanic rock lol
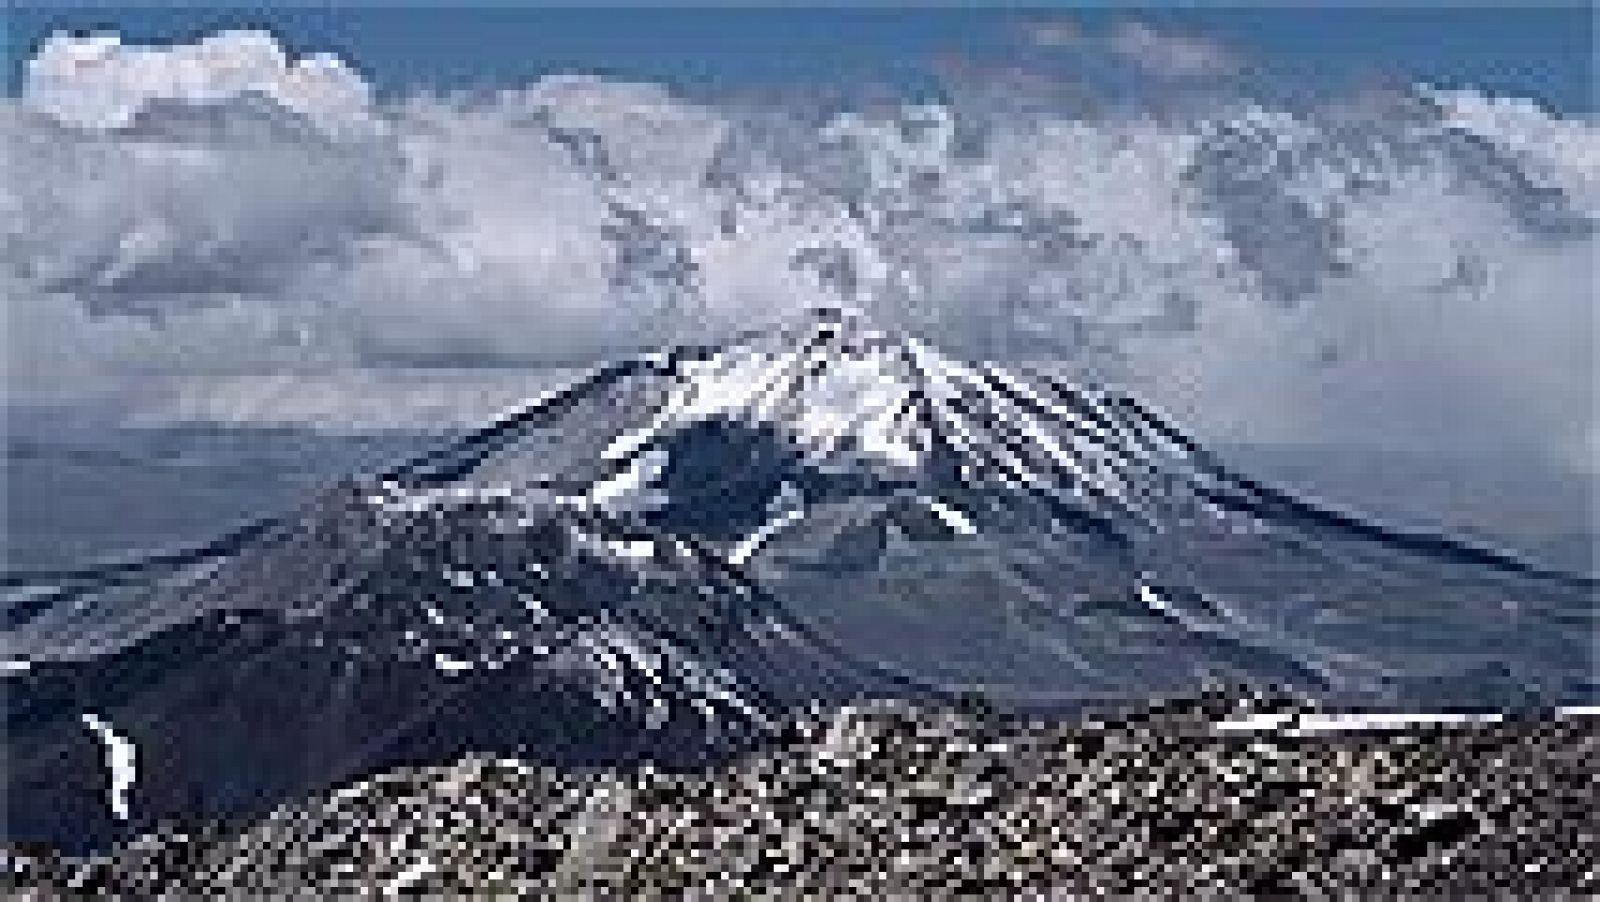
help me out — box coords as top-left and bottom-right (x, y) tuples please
(7, 695), (1594, 898)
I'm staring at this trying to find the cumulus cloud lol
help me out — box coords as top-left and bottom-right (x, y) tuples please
(24, 29), (375, 137)
(4, 29), (1596, 488)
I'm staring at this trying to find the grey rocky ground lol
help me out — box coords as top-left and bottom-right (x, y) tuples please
(6, 693), (1594, 898)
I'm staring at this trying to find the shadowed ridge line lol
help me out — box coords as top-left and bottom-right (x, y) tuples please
(383, 357), (653, 486)
(0, 514), (294, 640)
(1, 355), (668, 599)
(1101, 383), (1598, 591)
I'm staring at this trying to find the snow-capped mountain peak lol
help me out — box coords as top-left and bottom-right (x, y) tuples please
(558, 306), (1198, 547)
(630, 307), (931, 473)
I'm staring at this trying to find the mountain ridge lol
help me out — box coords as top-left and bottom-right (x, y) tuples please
(5, 306), (1591, 669)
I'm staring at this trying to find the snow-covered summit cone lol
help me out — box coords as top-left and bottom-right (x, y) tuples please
(395, 304), (1213, 556)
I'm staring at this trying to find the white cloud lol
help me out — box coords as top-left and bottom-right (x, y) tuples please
(24, 29), (375, 137)
(1120, 166), (1596, 469)
(4, 101), (402, 309)
(1106, 21), (1240, 79)
(1428, 87), (1600, 215)
(1019, 17), (1239, 80)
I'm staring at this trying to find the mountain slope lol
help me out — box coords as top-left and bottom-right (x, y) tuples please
(3, 308), (1593, 850)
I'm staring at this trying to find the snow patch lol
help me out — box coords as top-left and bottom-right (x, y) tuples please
(924, 497), (978, 536)
(1213, 710), (1505, 736)
(729, 508), (807, 566)
(81, 712), (137, 821)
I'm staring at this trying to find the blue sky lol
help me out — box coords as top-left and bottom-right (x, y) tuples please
(8, 5), (1595, 113)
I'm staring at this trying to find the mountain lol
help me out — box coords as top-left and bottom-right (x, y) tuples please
(3, 307), (1593, 851)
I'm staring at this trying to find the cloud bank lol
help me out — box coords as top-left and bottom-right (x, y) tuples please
(4, 29), (1595, 480)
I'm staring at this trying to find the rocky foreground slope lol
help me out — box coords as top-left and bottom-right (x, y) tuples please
(8, 694), (1593, 898)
